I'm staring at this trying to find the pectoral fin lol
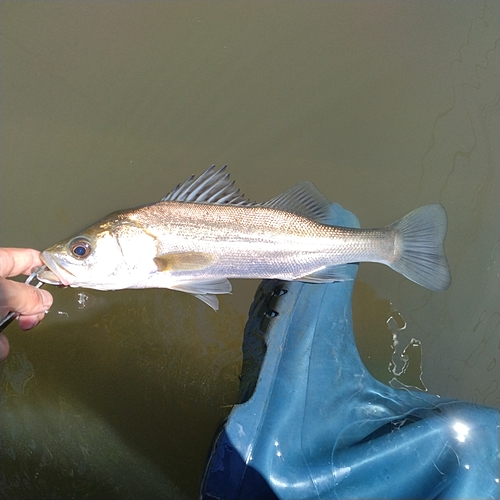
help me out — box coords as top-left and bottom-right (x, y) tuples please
(154, 252), (214, 272)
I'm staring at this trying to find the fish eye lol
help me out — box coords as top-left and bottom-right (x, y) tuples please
(69, 238), (92, 259)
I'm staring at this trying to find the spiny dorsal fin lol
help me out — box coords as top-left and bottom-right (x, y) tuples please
(263, 181), (333, 224)
(161, 165), (255, 206)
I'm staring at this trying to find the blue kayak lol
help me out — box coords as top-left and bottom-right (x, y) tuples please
(201, 203), (499, 500)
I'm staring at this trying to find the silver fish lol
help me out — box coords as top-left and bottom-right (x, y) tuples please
(37, 166), (451, 310)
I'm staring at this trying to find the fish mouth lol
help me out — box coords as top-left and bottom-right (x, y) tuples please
(38, 252), (75, 286)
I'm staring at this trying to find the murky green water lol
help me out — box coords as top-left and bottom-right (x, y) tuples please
(1, 2), (498, 498)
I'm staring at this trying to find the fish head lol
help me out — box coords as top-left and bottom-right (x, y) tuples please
(38, 212), (158, 290)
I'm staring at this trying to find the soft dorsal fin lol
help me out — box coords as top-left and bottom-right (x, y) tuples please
(263, 181), (332, 224)
(161, 165), (255, 206)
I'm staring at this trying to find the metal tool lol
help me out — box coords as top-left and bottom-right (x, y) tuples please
(0, 265), (47, 333)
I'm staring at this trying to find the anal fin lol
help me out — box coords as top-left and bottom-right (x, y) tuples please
(299, 264), (356, 283)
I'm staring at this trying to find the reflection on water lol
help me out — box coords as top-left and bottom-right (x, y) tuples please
(77, 293), (89, 309)
(2, 353), (34, 396)
(1, 1), (498, 497)
(352, 281), (427, 392)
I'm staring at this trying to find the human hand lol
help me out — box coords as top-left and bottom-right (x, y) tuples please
(0, 248), (53, 361)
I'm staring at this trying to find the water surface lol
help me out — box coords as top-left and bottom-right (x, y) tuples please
(1, 2), (498, 497)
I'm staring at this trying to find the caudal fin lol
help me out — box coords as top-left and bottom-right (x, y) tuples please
(389, 204), (451, 291)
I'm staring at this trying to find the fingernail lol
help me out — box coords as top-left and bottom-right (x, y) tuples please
(39, 289), (53, 310)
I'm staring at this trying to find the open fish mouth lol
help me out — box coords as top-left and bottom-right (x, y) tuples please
(37, 252), (74, 286)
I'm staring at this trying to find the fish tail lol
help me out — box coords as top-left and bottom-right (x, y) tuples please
(388, 204), (451, 291)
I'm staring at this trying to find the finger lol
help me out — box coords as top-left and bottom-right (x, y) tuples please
(18, 312), (46, 331)
(0, 248), (44, 278)
(0, 279), (53, 318)
(0, 333), (9, 361)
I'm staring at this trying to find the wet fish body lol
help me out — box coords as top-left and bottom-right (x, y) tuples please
(38, 166), (451, 310)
